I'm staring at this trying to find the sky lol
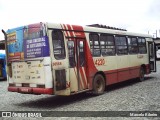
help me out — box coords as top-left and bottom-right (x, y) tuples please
(0, 0), (160, 40)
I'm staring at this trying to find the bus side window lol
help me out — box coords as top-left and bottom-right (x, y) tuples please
(115, 36), (128, 55)
(79, 41), (85, 67)
(138, 38), (147, 54)
(52, 30), (66, 59)
(67, 41), (76, 67)
(89, 33), (101, 57)
(100, 34), (115, 56)
(128, 37), (138, 54)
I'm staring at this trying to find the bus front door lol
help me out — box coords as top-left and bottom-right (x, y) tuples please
(148, 41), (156, 72)
(68, 39), (88, 92)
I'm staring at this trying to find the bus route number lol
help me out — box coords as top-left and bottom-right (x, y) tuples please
(95, 59), (105, 66)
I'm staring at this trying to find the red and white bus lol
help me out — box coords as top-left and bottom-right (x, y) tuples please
(2, 23), (156, 96)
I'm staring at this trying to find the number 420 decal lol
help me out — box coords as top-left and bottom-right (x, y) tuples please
(94, 59), (105, 66)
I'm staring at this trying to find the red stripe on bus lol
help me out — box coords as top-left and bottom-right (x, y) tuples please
(79, 68), (87, 89)
(8, 87), (53, 95)
(71, 25), (99, 89)
(8, 87), (18, 92)
(62, 24), (69, 37)
(66, 24), (74, 37)
(62, 24), (82, 90)
(64, 24), (74, 38)
(70, 26), (87, 89)
(32, 88), (53, 95)
(67, 25), (86, 89)
(73, 67), (83, 90)
(103, 65), (150, 85)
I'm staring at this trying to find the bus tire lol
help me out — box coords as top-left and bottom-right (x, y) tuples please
(138, 67), (145, 82)
(92, 74), (105, 95)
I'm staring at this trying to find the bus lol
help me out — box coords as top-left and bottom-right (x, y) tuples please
(2, 22), (156, 96)
(0, 50), (7, 80)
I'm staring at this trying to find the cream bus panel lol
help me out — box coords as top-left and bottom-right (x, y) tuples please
(128, 54), (148, 67)
(9, 57), (52, 85)
(93, 56), (117, 71)
(12, 61), (45, 84)
(69, 68), (78, 92)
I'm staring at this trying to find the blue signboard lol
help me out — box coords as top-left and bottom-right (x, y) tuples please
(7, 26), (24, 61)
(23, 36), (49, 58)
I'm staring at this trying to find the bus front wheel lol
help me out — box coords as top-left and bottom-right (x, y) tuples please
(92, 74), (105, 95)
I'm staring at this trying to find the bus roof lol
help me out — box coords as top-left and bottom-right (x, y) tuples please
(83, 25), (152, 38)
(7, 22), (152, 38)
(46, 22), (152, 38)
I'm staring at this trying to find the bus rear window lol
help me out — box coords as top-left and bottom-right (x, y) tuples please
(23, 23), (45, 40)
(52, 30), (66, 59)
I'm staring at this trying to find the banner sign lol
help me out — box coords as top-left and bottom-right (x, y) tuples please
(7, 23), (50, 61)
(7, 26), (24, 61)
(0, 111), (159, 117)
(23, 36), (49, 58)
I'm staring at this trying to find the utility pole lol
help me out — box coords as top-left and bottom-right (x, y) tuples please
(153, 30), (158, 38)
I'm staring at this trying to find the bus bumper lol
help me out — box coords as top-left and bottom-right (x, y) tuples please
(8, 87), (53, 95)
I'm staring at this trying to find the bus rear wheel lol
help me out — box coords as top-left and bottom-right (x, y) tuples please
(92, 74), (105, 95)
(138, 67), (145, 82)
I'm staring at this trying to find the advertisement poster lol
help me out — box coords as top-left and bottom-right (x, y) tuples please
(23, 36), (49, 58)
(7, 26), (24, 61)
(7, 23), (49, 61)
